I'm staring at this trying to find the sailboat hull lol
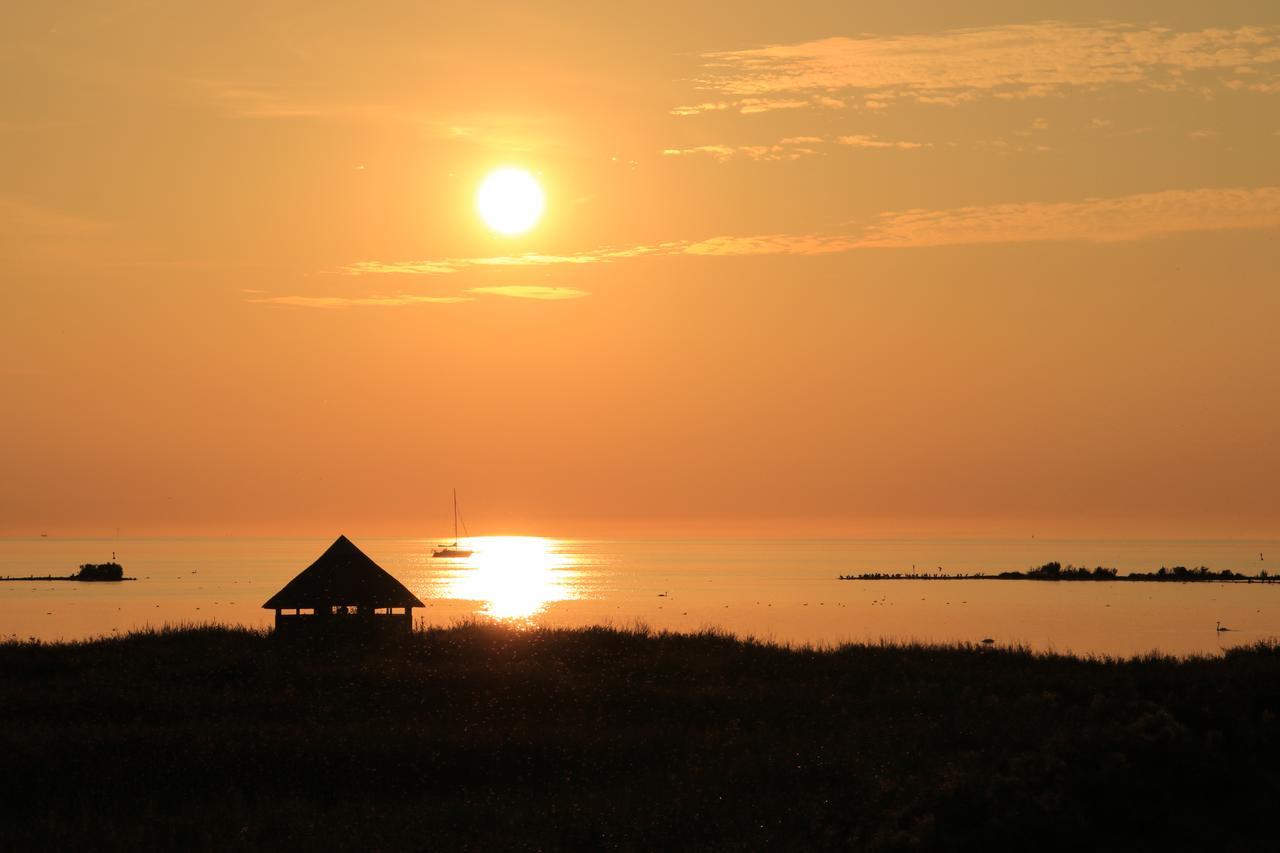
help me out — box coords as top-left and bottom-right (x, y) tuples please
(433, 489), (472, 557)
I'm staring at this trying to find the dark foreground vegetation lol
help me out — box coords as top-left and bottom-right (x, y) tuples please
(843, 560), (1274, 582)
(2, 625), (1278, 851)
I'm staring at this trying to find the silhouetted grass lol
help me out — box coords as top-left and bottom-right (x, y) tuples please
(1, 623), (1277, 850)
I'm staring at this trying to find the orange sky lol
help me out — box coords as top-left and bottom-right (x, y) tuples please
(3, 2), (1279, 538)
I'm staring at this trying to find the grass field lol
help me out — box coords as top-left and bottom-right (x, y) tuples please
(2, 623), (1277, 850)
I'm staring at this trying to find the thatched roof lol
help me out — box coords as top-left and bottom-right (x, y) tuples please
(262, 535), (425, 610)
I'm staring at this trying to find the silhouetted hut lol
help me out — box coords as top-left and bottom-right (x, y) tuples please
(262, 535), (424, 637)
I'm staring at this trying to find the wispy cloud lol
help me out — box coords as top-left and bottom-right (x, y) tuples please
(341, 244), (686, 276)
(661, 144), (738, 161)
(0, 197), (105, 238)
(663, 137), (824, 161)
(0, 196), (135, 271)
(188, 77), (557, 151)
(0, 119), (76, 135)
(329, 186), (1280, 289)
(835, 134), (930, 150)
(191, 80), (398, 122)
(670, 98), (811, 116)
(247, 294), (473, 308)
(468, 286), (588, 300)
(674, 22), (1280, 114)
(683, 233), (860, 256)
(1224, 78), (1280, 94)
(858, 186), (1280, 248)
(246, 286), (588, 309)
(661, 134), (934, 161)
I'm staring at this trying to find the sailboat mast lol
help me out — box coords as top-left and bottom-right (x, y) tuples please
(453, 488), (459, 545)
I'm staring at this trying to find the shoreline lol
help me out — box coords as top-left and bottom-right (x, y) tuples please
(840, 574), (1279, 583)
(842, 560), (1275, 583)
(0, 576), (136, 582)
(1, 619), (1268, 660)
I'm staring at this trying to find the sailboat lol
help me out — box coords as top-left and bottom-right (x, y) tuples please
(432, 489), (473, 558)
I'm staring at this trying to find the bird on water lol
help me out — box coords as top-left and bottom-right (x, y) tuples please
(1216, 621), (1232, 632)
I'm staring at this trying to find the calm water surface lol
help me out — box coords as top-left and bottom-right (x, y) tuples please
(2, 537), (1278, 656)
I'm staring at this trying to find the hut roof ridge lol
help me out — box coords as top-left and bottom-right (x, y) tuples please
(262, 535), (425, 610)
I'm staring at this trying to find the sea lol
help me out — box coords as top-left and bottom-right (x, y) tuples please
(2, 536), (1278, 657)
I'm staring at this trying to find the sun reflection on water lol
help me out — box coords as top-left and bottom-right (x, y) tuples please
(440, 536), (578, 620)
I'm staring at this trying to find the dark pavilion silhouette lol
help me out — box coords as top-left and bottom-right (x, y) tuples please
(262, 535), (424, 637)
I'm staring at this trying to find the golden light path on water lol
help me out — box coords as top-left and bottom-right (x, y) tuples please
(437, 536), (579, 620)
(4, 537), (1280, 654)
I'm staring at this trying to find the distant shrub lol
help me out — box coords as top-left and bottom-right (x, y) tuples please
(1025, 562), (1117, 580)
(74, 563), (123, 581)
(1031, 561), (1062, 578)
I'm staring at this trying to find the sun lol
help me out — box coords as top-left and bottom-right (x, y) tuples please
(476, 168), (545, 236)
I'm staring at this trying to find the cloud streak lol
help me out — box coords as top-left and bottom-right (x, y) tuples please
(247, 294), (473, 308)
(332, 186), (1280, 284)
(859, 186), (1280, 248)
(0, 197), (106, 238)
(683, 233), (860, 256)
(247, 286), (590, 310)
(0, 196), (143, 271)
(663, 137), (825, 161)
(341, 243), (685, 276)
(674, 22), (1280, 114)
(467, 286), (589, 300)
(255, 186), (1280, 308)
(836, 135), (930, 150)
(188, 78), (559, 151)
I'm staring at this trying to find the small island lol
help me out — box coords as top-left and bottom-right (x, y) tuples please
(841, 561), (1277, 582)
(0, 562), (131, 582)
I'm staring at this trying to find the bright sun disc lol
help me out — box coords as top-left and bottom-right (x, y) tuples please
(476, 168), (545, 236)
